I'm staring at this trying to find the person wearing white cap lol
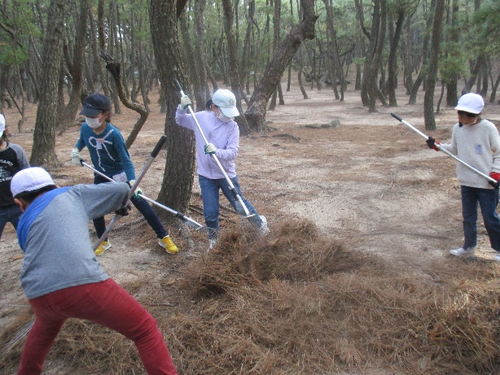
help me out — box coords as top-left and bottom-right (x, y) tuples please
(426, 93), (500, 261)
(175, 89), (268, 250)
(0, 113), (30, 239)
(10, 167), (178, 375)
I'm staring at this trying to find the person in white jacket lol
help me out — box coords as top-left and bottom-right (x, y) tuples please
(427, 93), (500, 261)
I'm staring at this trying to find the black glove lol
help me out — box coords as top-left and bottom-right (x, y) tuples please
(488, 181), (500, 189)
(489, 172), (500, 189)
(115, 204), (131, 216)
(426, 137), (440, 151)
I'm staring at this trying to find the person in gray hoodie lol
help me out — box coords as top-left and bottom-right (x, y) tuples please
(11, 167), (178, 375)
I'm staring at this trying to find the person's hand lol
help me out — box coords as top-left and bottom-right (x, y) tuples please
(115, 204), (131, 216)
(128, 180), (143, 199)
(204, 143), (217, 155)
(180, 95), (192, 109)
(426, 137), (440, 151)
(71, 148), (82, 165)
(489, 172), (500, 188)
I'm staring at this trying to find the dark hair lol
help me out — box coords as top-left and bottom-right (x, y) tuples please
(15, 185), (57, 203)
(1, 126), (9, 142)
(457, 110), (477, 118)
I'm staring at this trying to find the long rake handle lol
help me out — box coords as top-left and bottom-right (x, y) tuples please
(138, 193), (204, 229)
(81, 161), (204, 230)
(173, 78), (253, 217)
(92, 135), (167, 251)
(391, 113), (497, 184)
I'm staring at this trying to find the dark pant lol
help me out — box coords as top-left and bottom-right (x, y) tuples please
(18, 279), (177, 375)
(198, 175), (262, 239)
(461, 185), (500, 251)
(93, 175), (167, 240)
(0, 204), (23, 239)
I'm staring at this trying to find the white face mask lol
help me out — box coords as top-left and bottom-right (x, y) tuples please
(85, 116), (103, 129)
(217, 111), (233, 123)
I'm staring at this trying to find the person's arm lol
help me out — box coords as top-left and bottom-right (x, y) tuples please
(435, 124), (458, 155)
(215, 123), (239, 161)
(489, 123), (500, 172)
(113, 130), (136, 181)
(79, 182), (130, 220)
(175, 107), (196, 131)
(11, 144), (30, 169)
(71, 128), (87, 165)
(74, 126), (87, 151)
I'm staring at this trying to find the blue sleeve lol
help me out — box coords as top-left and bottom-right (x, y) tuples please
(112, 130), (136, 181)
(75, 125), (87, 151)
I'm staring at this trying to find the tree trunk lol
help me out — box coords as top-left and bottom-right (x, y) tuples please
(104, 61), (149, 149)
(149, 0), (194, 220)
(323, 0), (344, 101)
(221, 0), (250, 135)
(178, 10), (197, 102)
(489, 71), (500, 104)
(59, 0), (90, 127)
(385, 8), (405, 107)
(193, 0), (208, 107)
(463, 55), (485, 94)
(445, 0), (459, 107)
(408, 0), (434, 105)
(245, 0), (318, 131)
(30, 0), (66, 167)
(360, 0), (387, 112)
(424, 0), (445, 131)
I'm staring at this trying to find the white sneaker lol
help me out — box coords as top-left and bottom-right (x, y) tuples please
(449, 247), (475, 257)
(207, 239), (217, 252)
(259, 215), (269, 235)
(493, 254), (500, 262)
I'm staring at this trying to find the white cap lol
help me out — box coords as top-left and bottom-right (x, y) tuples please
(0, 114), (5, 138)
(455, 93), (484, 114)
(11, 167), (55, 198)
(212, 89), (240, 117)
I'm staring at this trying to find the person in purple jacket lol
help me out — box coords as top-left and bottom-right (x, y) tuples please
(0, 114), (30, 239)
(175, 89), (268, 250)
(11, 167), (178, 375)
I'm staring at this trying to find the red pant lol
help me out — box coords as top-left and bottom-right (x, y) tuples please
(18, 278), (177, 375)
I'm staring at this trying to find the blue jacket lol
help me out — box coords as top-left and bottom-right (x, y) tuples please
(75, 123), (136, 181)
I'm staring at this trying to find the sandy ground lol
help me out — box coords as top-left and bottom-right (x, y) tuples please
(1, 82), (500, 371)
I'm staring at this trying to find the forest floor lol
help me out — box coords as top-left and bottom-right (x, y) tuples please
(1, 82), (500, 374)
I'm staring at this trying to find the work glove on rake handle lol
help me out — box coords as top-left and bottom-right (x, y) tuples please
(426, 137), (440, 151)
(115, 204), (131, 216)
(180, 95), (192, 109)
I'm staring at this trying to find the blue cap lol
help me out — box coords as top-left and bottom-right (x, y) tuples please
(80, 93), (111, 117)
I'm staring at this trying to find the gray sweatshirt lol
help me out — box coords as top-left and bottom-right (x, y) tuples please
(18, 182), (129, 299)
(439, 119), (500, 189)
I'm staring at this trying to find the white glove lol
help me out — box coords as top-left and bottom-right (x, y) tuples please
(128, 180), (143, 199)
(71, 148), (81, 166)
(204, 143), (217, 155)
(180, 95), (192, 109)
